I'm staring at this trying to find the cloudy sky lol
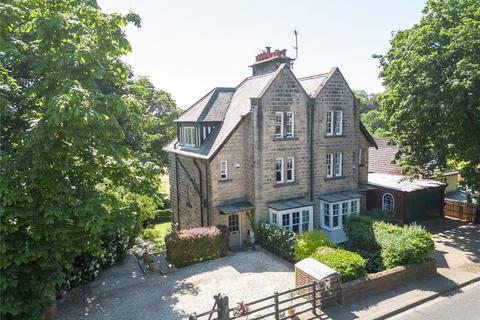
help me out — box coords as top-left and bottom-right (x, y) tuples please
(99, 0), (425, 108)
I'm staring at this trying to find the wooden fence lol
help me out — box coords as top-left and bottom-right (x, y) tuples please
(444, 199), (478, 222)
(189, 274), (340, 320)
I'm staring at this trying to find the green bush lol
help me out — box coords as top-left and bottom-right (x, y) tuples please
(165, 225), (229, 267)
(142, 222), (172, 251)
(312, 247), (367, 282)
(294, 230), (335, 261)
(256, 223), (297, 262)
(360, 209), (396, 223)
(345, 215), (435, 272)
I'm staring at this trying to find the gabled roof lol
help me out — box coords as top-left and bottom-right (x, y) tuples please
(360, 122), (378, 149)
(175, 87), (235, 123)
(163, 68), (281, 160)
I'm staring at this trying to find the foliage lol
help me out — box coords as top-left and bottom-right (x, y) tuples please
(62, 231), (130, 290)
(360, 209), (396, 223)
(0, 1), (175, 317)
(165, 225), (229, 267)
(360, 109), (391, 138)
(344, 215), (435, 272)
(312, 247), (367, 282)
(294, 230), (335, 261)
(142, 222), (172, 251)
(353, 90), (380, 113)
(255, 223), (297, 262)
(376, 0), (480, 202)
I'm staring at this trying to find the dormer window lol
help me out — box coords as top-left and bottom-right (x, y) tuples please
(183, 126), (196, 147)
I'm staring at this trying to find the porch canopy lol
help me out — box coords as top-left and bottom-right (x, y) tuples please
(317, 191), (362, 202)
(267, 197), (314, 211)
(216, 201), (255, 215)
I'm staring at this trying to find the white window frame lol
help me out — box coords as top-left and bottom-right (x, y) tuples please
(286, 157), (295, 182)
(335, 111), (343, 135)
(275, 158), (284, 184)
(326, 111), (334, 136)
(326, 153), (333, 178)
(183, 126), (196, 147)
(382, 193), (395, 212)
(220, 160), (228, 180)
(335, 153), (343, 177)
(358, 148), (363, 166)
(286, 112), (295, 138)
(202, 127), (207, 140)
(321, 198), (360, 231)
(269, 206), (313, 232)
(275, 112), (284, 138)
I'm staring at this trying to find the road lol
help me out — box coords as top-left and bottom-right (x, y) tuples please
(390, 282), (480, 320)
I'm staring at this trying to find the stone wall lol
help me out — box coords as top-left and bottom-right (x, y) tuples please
(341, 258), (437, 304)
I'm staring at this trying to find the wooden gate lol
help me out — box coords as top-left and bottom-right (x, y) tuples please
(444, 199), (477, 222)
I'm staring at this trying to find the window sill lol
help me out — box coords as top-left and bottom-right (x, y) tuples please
(273, 136), (298, 141)
(273, 181), (299, 188)
(324, 134), (346, 138)
(218, 179), (233, 183)
(324, 176), (345, 181)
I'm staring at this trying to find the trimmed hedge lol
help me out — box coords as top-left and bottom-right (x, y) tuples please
(312, 247), (367, 282)
(294, 230), (335, 261)
(165, 225), (229, 267)
(256, 223), (297, 262)
(345, 215), (435, 272)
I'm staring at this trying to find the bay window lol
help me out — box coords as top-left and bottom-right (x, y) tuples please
(321, 198), (360, 230)
(269, 206), (313, 233)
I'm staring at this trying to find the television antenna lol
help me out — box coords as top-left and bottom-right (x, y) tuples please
(292, 29), (299, 60)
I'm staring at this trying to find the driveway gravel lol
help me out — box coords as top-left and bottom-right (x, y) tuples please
(57, 249), (295, 320)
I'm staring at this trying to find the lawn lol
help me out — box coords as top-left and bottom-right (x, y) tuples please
(142, 221), (172, 251)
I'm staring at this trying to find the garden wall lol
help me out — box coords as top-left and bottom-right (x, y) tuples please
(341, 258), (437, 304)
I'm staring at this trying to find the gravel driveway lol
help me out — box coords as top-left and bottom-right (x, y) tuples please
(57, 249), (295, 320)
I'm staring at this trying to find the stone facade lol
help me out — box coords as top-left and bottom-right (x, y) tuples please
(166, 58), (375, 246)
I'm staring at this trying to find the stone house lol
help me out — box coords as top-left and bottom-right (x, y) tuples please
(163, 47), (377, 246)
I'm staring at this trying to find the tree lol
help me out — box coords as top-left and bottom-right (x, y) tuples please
(377, 0), (480, 200)
(361, 109), (391, 138)
(0, 1), (165, 317)
(353, 90), (380, 113)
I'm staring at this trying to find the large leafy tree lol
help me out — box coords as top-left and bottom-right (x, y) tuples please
(0, 0), (167, 318)
(378, 0), (480, 199)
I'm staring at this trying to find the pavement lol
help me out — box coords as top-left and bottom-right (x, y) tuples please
(306, 218), (480, 320)
(56, 249), (295, 320)
(390, 281), (480, 320)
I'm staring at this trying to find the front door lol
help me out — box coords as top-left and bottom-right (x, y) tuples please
(228, 214), (241, 247)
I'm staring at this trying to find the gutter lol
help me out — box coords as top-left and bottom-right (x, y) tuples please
(174, 155), (181, 228)
(309, 98), (314, 201)
(204, 161), (210, 226)
(193, 158), (204, 227)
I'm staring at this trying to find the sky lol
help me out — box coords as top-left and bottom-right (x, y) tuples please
(98, 0), (426, 108)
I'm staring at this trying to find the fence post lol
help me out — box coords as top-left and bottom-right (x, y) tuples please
(312, 282), (317, 315)
(189, 312), (197, 320)
(273, 292), (280, 320)
(217, 294), (230, 320)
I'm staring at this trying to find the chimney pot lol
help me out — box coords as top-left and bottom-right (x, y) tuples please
(266, 46), (271, 54)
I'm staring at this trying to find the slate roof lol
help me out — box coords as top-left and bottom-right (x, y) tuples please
(298, 73), (329, 97)
(368, 173), (446, 192)
(368, 138), (401, 174)
(267, 197), (315, 211)
(175, 87), (235, 123)
(163, 66), (282, 159)
(216, 201), (255, 214)
(317, 191), (362, 202)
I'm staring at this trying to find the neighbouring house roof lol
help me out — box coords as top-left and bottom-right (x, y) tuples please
(368, 173), (446, 192)
(163, 67), (281, 160)
(294, 257), (338, 279)
(317, 191), (362, 202)
(267, 197), (314, 211)
(216, 201), (255, 214)
(175, 87), (235, 123)
(445, 190), (478, 204)
(368, 138), (402, 174)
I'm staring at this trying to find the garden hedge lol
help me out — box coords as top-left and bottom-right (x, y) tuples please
(294, 230), (335, 261)
(256, 223), (297, 261)
(165, 225), (229, 267)
(345, 215), (435, 272)
(312, 247), (367, 282)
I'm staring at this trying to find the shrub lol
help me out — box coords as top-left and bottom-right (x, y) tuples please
(165, 225), (229, 267)
(256, 223), (297, 262)
(294, 230), (335, 261)
(142, 222), (172, 251)
(360, 209), (396, 223)
(345, 216), (435, 272)
(312, 247), (367, 282)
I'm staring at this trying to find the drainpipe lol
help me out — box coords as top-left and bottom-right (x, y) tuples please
(204, 161), (210, 226)
(174, 155), (181, 228)
(309, 98), (314, 201)
(193, 158), (204, 227)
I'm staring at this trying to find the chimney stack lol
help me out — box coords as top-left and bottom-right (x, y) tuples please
(250, 46), (292, 76)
